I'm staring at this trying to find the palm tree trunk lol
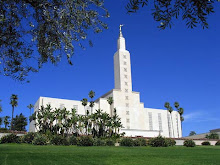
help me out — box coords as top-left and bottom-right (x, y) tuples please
(11, 106), (14, 130)
(170, 114), (175, 138)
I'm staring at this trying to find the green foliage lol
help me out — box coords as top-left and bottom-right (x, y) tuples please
(12, 113), (27, 131)
(133, 138), (147, 146)
(126, 0), (217, 29)
(93, 138), (106, 146)
(201, 141), (211, 146)
(183, 139), (196, 147)
(148, 136), (168, 147)
(22, 132), (37, 144)
(105, 139), (115, 146)
(205, 133), (219, 139)
(165, 138), (176, 146)
(189, 131), (196, 136)
(69, 136), (77, 145)
(32, 134), (47, 145)
(120, 138), (134, 147)
(0, 128), (10, 133)
(76, 136), (94, 146)
(50, 135), (69, 146)
(0, 134), (20, 144)
(0, 0), (109, 81)
(215, 140), (220, 146)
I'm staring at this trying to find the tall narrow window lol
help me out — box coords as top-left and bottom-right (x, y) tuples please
(124, 75), (128, 79)
(158, 113), (162, 131)
(126, 118), (130, 123)
(126, 111), (129, 115)
(125, 96), (129, 100)
(124, 61), (127, 65)
(125, 82), (128, 86)
(123, 55), (126, 59)
(148, 112), (153, 130)
(126, 103), (129, 107)
(125, 89), (128, 93)
(124, 68), (127, 72)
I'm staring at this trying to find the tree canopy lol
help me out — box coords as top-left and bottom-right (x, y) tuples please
(126, 0), (219, 29)
(0, 0), (108, 81)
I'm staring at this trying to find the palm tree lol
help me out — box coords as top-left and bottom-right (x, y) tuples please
(178, 107), (184, 137)
(107, 97), (114, 117)
(174, 101), (180, 138)
(27, 104), (34, 116)
(10, 94), (18, 130)
(0, 99), (2, 113)
(89, 90), (95, 114)
(164, 102), (172, 137)
(3, 116), (10, 129)
(81, 98), (88, 115)
(168, 106), (175, 138)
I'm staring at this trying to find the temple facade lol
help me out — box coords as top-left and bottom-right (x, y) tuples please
(30, 26), (182, 138)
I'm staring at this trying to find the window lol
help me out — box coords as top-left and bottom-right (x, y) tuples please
(123, 55), (126, 59)
(124, 61), (127, 65)
(125, 96), (129, 100)
(148, 112), (153, 130)
(126, 111), (129, 115)
(124, 75), (128, 79)
(126, 118), (130, 123)
(73, 105), (78, 111)
(125, 82), (128, 86)
(125, 89), (128, 93)
(124, 68), (127, 72)
(158, 113), (162, 131)
(126, 103), (129, 107)
(60, 104), (65, 109)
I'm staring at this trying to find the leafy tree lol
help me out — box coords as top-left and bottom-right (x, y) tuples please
(126, 0), (219, 29)
(3, 116), (10, 129)
(0, 117), (2, 128)
(189, 131), (196, 136)
(205, 133), (219, 139)
(0, 0), (109, 81)
(10, 94), (18, 130)
(12, 113), (27, 131)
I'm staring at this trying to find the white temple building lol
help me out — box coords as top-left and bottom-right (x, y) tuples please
(30, 26), (182, 138)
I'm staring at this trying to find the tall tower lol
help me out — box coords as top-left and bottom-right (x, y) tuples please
(114, 25), (132, 93)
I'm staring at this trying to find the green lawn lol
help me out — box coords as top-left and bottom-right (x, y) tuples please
(0, 144), (219, 165)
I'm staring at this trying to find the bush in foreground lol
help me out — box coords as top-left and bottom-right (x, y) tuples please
(133, 138), (147, 146)
(0, 134), (20, 144)
(215, 140), (220, 146)
(93, 138), (105, 146)
(50, 135), (69, 146)
(201, 141), (210, 146)
(120, 138), (134, 147)
(148, 136), (168, 147)
(69, 136), (77, 145)
(105, 139), (115, 146)
(32, 134), (47, 145)
(165, 138), (176, 146)
(76, 136), (94, 146)
(183, 139), (196, 147)
(22, 132), (36, 144)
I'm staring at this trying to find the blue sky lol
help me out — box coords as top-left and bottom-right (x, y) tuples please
(0, 1), (219, 136)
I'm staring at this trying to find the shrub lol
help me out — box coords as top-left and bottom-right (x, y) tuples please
(133, 138), (147, 146)
(0, 128), (10, 133)
(183, 139), (196, 147)
(22, 132), (36, 144)
(120, 138), (134, 147)
(93, 138), (105, 146)
(50, 135), (69, 146)
(166, 138), (176, 146)
(215, 140), (220, 146)
(76, 136), (94, 146)
(201, 141), (211, 146)
(32, 134), (47, 145)
(0, 134), (20, 144)
(105, 139), (115, 146)
(148, 136), (168, 147)
(69, 136), (77, 145)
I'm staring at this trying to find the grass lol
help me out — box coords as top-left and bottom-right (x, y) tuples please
(0, 144), (220, 165)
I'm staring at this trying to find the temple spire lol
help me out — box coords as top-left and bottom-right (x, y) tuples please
(117, 24), (126, 50)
